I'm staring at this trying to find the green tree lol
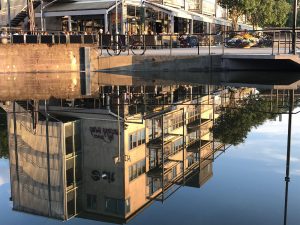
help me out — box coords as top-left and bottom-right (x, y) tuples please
(219, 0), (290, 29)
(247, 0), (290, 28)
(218, 0), (248, 30)
(286, 0), (300, 27)
(212, 96), (278, 146)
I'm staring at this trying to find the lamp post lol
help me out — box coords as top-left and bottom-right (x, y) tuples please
(292, 0), (298, 54)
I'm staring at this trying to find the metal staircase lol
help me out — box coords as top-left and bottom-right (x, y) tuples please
(10, 0), (40, 27)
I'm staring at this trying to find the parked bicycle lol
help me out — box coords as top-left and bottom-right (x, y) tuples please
(107, 35), (146, 56)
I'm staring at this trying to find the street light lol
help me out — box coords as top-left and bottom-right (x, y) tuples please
(292, 0), (298, 54)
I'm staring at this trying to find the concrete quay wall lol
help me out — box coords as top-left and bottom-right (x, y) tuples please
(1, 44), (300, 73)
(0, 44), (225, 73)
(0, 44), (84, 73)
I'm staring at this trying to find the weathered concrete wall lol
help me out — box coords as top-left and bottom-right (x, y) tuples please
(0, 44), (86, 73)
(2, 45), (300, 74)
(0, 45), (225, 73)
(7, 103), (65, 219)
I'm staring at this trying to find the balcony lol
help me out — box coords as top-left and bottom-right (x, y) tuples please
(187, 140), (211, 153)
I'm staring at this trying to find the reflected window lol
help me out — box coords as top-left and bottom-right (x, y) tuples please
(171, 114), (184, 131)
(125, 198), (131, 214)
(105, 198), (129, 215)
(65, 121), (81, 155)
(87, 194), (97, 210)
(129, 129), (146, 150)
(65, 136), (73, 155)
(67, 191), (75, 218)
(148, 177), (161, 195)
(129, 159), (146, 181)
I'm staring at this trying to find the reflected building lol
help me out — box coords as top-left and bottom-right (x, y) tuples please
(4, 84), (254, 223)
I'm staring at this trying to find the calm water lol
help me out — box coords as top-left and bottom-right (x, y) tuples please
(0, 72), (300, 225)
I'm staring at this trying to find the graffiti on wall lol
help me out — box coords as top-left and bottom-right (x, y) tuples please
(89, 127), (118, 143)
(91, 170), (115, 183)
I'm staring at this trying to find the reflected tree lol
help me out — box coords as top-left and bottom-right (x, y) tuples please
(213, 95), (278, 146)
(0, 108), (8, 159)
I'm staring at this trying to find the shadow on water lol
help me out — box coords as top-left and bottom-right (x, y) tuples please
(1, 71), (300, 100)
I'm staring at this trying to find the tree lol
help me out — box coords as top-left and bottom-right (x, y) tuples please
(218, 0), (248, 30)
(286, 0), (300, 27)
(272, 0), (291, 26)
(212, 95), (279, 146)
(247, 0), (290, 28)
(219, 0), (291, 29)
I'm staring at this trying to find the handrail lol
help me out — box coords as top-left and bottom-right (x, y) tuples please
(1, 28), (299, 56)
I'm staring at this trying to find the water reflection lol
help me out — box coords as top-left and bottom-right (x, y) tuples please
(0, 82), (299, 224)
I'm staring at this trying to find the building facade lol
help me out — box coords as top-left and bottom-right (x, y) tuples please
(5, 85), (255, 223)
(1, 0), (251, 34)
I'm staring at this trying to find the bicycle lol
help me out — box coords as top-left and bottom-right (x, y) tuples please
(107, 34), (146, 56)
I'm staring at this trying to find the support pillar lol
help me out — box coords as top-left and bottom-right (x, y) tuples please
(68, 16), (72, 32)
(190, 19), (193, 34)
(104, 13), (108, 33)
(170, 15), (174, 34)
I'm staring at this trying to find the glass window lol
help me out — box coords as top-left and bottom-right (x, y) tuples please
(132, 164), (137, 180)
(129, 135), (133, 150)
(138, 130), (142, 145)
(74, 121), (81, 153)
(67, 191), (75, 218)
(132, 133), (137, 148)
(129, 129), (146, 150)
(87, 194), (97, 210)
(125, 198), (131, 214)
(129, 166), (133, 181)
(105, 198), (125, 215)
(129, 159), (146, 181)
(141, 130), (145, 144)
(65, 136), (73, 155)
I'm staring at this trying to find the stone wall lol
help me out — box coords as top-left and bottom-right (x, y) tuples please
(0, 44), (84, 73)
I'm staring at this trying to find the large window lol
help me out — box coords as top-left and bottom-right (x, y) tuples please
(128, 129), (146, 150)
(171, 114), (184, 131)
(129, 159), (146, 181)
(87, 194), (97, 210)
(65, 121), (81, 155)
(171, 138), (183, 155)
(188, 130), (200, 145)
(188, 108), (200, 123)
(105, 198), (130, 215)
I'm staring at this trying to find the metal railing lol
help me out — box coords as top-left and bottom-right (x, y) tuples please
(1, 28), (300, 56)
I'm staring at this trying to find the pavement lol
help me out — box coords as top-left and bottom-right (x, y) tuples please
(99, 46), (297, 57)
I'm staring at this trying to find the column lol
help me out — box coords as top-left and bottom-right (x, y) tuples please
(190, 19), (193, 34)
(104, 13), (108, 33)
(170, 15), (174, 33)
(121, 3), (127, 34)
(68, 16), (72, 31)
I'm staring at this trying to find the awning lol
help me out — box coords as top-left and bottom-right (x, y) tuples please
(42, 0), (118, 17)
(214, 17), (232, 27)
(189, 11), (213, 23)
(144, 1), (192, 20)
